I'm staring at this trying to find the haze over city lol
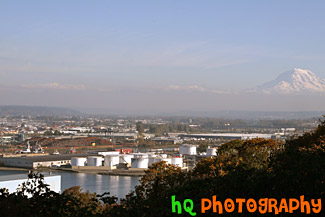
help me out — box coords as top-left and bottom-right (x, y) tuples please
(1, 1), (325, 114)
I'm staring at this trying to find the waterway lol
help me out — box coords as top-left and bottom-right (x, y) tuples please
(0, 170), (140, 198)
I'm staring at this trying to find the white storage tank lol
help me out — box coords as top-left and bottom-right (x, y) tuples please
(148, 157), (172, 166)
(104, 155), (120, 167)
(160, 154), (168, 158)
(131, 158), (149, 169)
(71, 157), (87, 166)
(149, 157), (173, 166)
(87, 156), (103, 166)
(160, 158), (172, 164)
(98, 151), (120, 156)
(171, 157), (183, 167)
(148, 157), (158, 166)
(132, 153), (148, 158)
(179, 144), (197, 155)
(206, 148), (217, 156)
(148, 154), (157, 158)
(119, 154), (134, 165)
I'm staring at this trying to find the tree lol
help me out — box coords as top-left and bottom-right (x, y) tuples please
(44, 130), (53, 135)
(118, 161), (188, 217)
(136, 122), (144, 135)
(54, 130), (61, 135)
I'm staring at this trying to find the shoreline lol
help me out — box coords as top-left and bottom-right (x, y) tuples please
(0, 166), (144, 177)
(0, 166), (29, 171)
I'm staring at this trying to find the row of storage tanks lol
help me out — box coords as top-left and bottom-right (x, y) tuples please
(71, 153), (184, 169)
(71, 145), (217, 169)
(131, 153), (183, 168)
(179, 144), (217, 157)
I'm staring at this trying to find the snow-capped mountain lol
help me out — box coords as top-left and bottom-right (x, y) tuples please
(250, 68), (325, 94)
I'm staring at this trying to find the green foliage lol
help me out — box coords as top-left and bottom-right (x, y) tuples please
(54, 130), (62, 135)
(136, 122), (144, 135)
(44, 130), (53, 135)
(118, 162), (188, 217)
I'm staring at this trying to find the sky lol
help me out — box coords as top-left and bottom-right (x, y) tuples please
(1, 1), (325, 114)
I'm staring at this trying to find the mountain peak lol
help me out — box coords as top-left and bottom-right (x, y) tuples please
(252, 68), (325, 94)
(292, 67), (311, 72)
(289, 68), (316, 77)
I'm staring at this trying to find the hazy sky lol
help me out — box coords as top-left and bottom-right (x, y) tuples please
(1, 1), (325, 114)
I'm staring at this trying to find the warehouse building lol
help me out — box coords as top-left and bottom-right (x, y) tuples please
(0, 154), (91, 169)
(150, 137), (183, 144)
(179, 133), (273, 140)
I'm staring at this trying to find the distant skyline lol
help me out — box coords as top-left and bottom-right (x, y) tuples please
(1, 1), (325, 113)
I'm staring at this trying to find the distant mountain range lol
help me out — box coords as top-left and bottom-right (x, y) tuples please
(0, 105), (323, 119)
(248, 68), (325, 94)
(0, 105), (82, 116)
(171, 110), (324, 120)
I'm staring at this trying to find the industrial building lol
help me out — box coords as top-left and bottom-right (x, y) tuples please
(179, 133), (273, 140)
(0, 154), (90, 169)
(150, 137), (183, 144)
